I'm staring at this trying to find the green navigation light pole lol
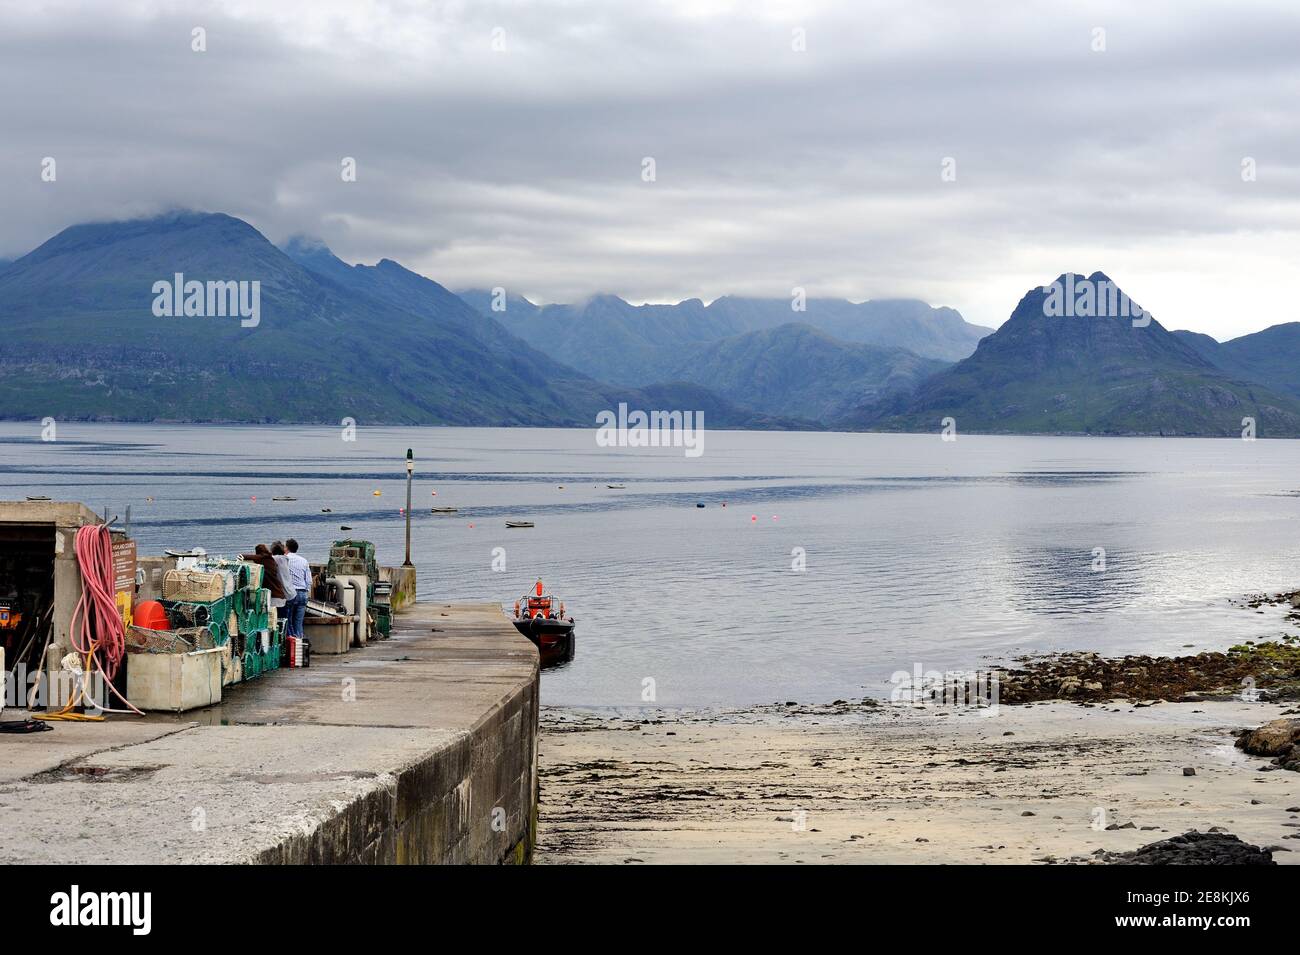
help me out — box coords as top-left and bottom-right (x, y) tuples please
(404, 448), (414, 567)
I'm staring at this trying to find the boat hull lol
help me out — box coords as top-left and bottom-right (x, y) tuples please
(511, 615), (576, 667)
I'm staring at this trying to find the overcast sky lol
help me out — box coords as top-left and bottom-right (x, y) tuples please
(1, 0), (1297, 338)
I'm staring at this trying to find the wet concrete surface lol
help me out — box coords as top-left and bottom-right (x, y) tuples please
(0, 602), (539, 863)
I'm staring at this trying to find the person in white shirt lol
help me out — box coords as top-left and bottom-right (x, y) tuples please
(272, 541), (295, 635)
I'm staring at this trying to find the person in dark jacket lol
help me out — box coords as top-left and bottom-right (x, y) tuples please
(241, 543), (288, 602)
(242, 543), (289, 630)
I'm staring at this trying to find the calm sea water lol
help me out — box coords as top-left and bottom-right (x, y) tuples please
(2, 423), (1298, 706)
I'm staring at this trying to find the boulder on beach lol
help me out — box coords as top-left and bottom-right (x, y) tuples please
(1107, 831), (1275, 866)
(1235, 717), (1300, 771)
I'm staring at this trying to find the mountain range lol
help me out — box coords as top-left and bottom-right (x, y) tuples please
(454, 290), (983, 420)
(0, 213), (801, 428)
(854, 273), (1300, 436)
(1, 212), (1298, 437)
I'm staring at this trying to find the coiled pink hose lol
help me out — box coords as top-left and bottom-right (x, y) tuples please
(67, 524), (143, 715)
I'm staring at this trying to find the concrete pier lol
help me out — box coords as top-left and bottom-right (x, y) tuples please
(0, 602), (539, 864)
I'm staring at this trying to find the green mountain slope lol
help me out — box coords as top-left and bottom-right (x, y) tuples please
(855, 273), (1300, 437)
(1174, 324), (1300, 401)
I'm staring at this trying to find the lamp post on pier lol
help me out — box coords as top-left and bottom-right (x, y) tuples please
(403, 448), (414, 567)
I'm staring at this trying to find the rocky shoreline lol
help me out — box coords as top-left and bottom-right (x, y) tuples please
(991, 640), (1300, 705)
(1236, 718), (1300, 773)
(984, 589), (1300, 706)
(1104, 831), (1276, 866)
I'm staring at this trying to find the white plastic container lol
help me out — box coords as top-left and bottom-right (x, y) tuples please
(126, 647), (223, 712)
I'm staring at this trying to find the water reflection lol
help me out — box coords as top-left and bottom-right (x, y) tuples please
(2, 424), (1298, 706)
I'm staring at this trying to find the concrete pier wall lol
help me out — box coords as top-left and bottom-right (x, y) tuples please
(0, 602), (539, 865)
(384, 565), (418, 611)
(253, 607), (539, 864)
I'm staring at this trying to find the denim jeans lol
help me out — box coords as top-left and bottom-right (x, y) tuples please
(288, 589), (308, 637)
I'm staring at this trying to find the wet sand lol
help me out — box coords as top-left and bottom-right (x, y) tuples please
(536, 699), (1300, 864)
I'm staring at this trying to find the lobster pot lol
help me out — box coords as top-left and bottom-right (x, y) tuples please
(330, 558), (369, 578)
(163, 595), (237, 647)
(195, 558), (263, 591)
(238, 561), (263, 590)
(234, 587), (270, 636)
(327, 540), (378, 597)
(219, 641), (239, 686)
(239, 627), (283, 681)
(265, 627), (283, 672)
(162, 569), (234, 602)
(126, 625), (211, 654)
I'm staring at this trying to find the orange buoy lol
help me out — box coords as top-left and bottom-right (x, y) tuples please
(134, 600), (170, 631)
(535, 579), (544, 597)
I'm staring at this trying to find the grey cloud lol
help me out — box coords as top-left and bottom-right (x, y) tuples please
(1, 0), (1297, 336)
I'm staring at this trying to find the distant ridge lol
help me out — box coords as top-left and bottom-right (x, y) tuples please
(459, 289), (992, 368)
(1173, 323), (1300, 401)
(457, 289), (981, 420)
(852, 273), (1300, 437)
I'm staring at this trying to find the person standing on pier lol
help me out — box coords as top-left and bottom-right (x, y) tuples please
(271, 541), (295, 635)
(284, 538), (312, 639)
(241, 544), (288, 628)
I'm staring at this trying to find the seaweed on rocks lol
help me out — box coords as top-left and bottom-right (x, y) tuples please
(1104, 831), (1275, 866)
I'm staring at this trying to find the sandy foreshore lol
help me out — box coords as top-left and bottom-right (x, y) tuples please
(536, 698), (1300, 864)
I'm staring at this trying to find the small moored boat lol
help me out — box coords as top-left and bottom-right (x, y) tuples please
(510, 579), (575, 667)
(272, 496), (297, 501)
(430, 507), (458, 514)
(506, 520), (534, 528)
(606, 483), (626, 489)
